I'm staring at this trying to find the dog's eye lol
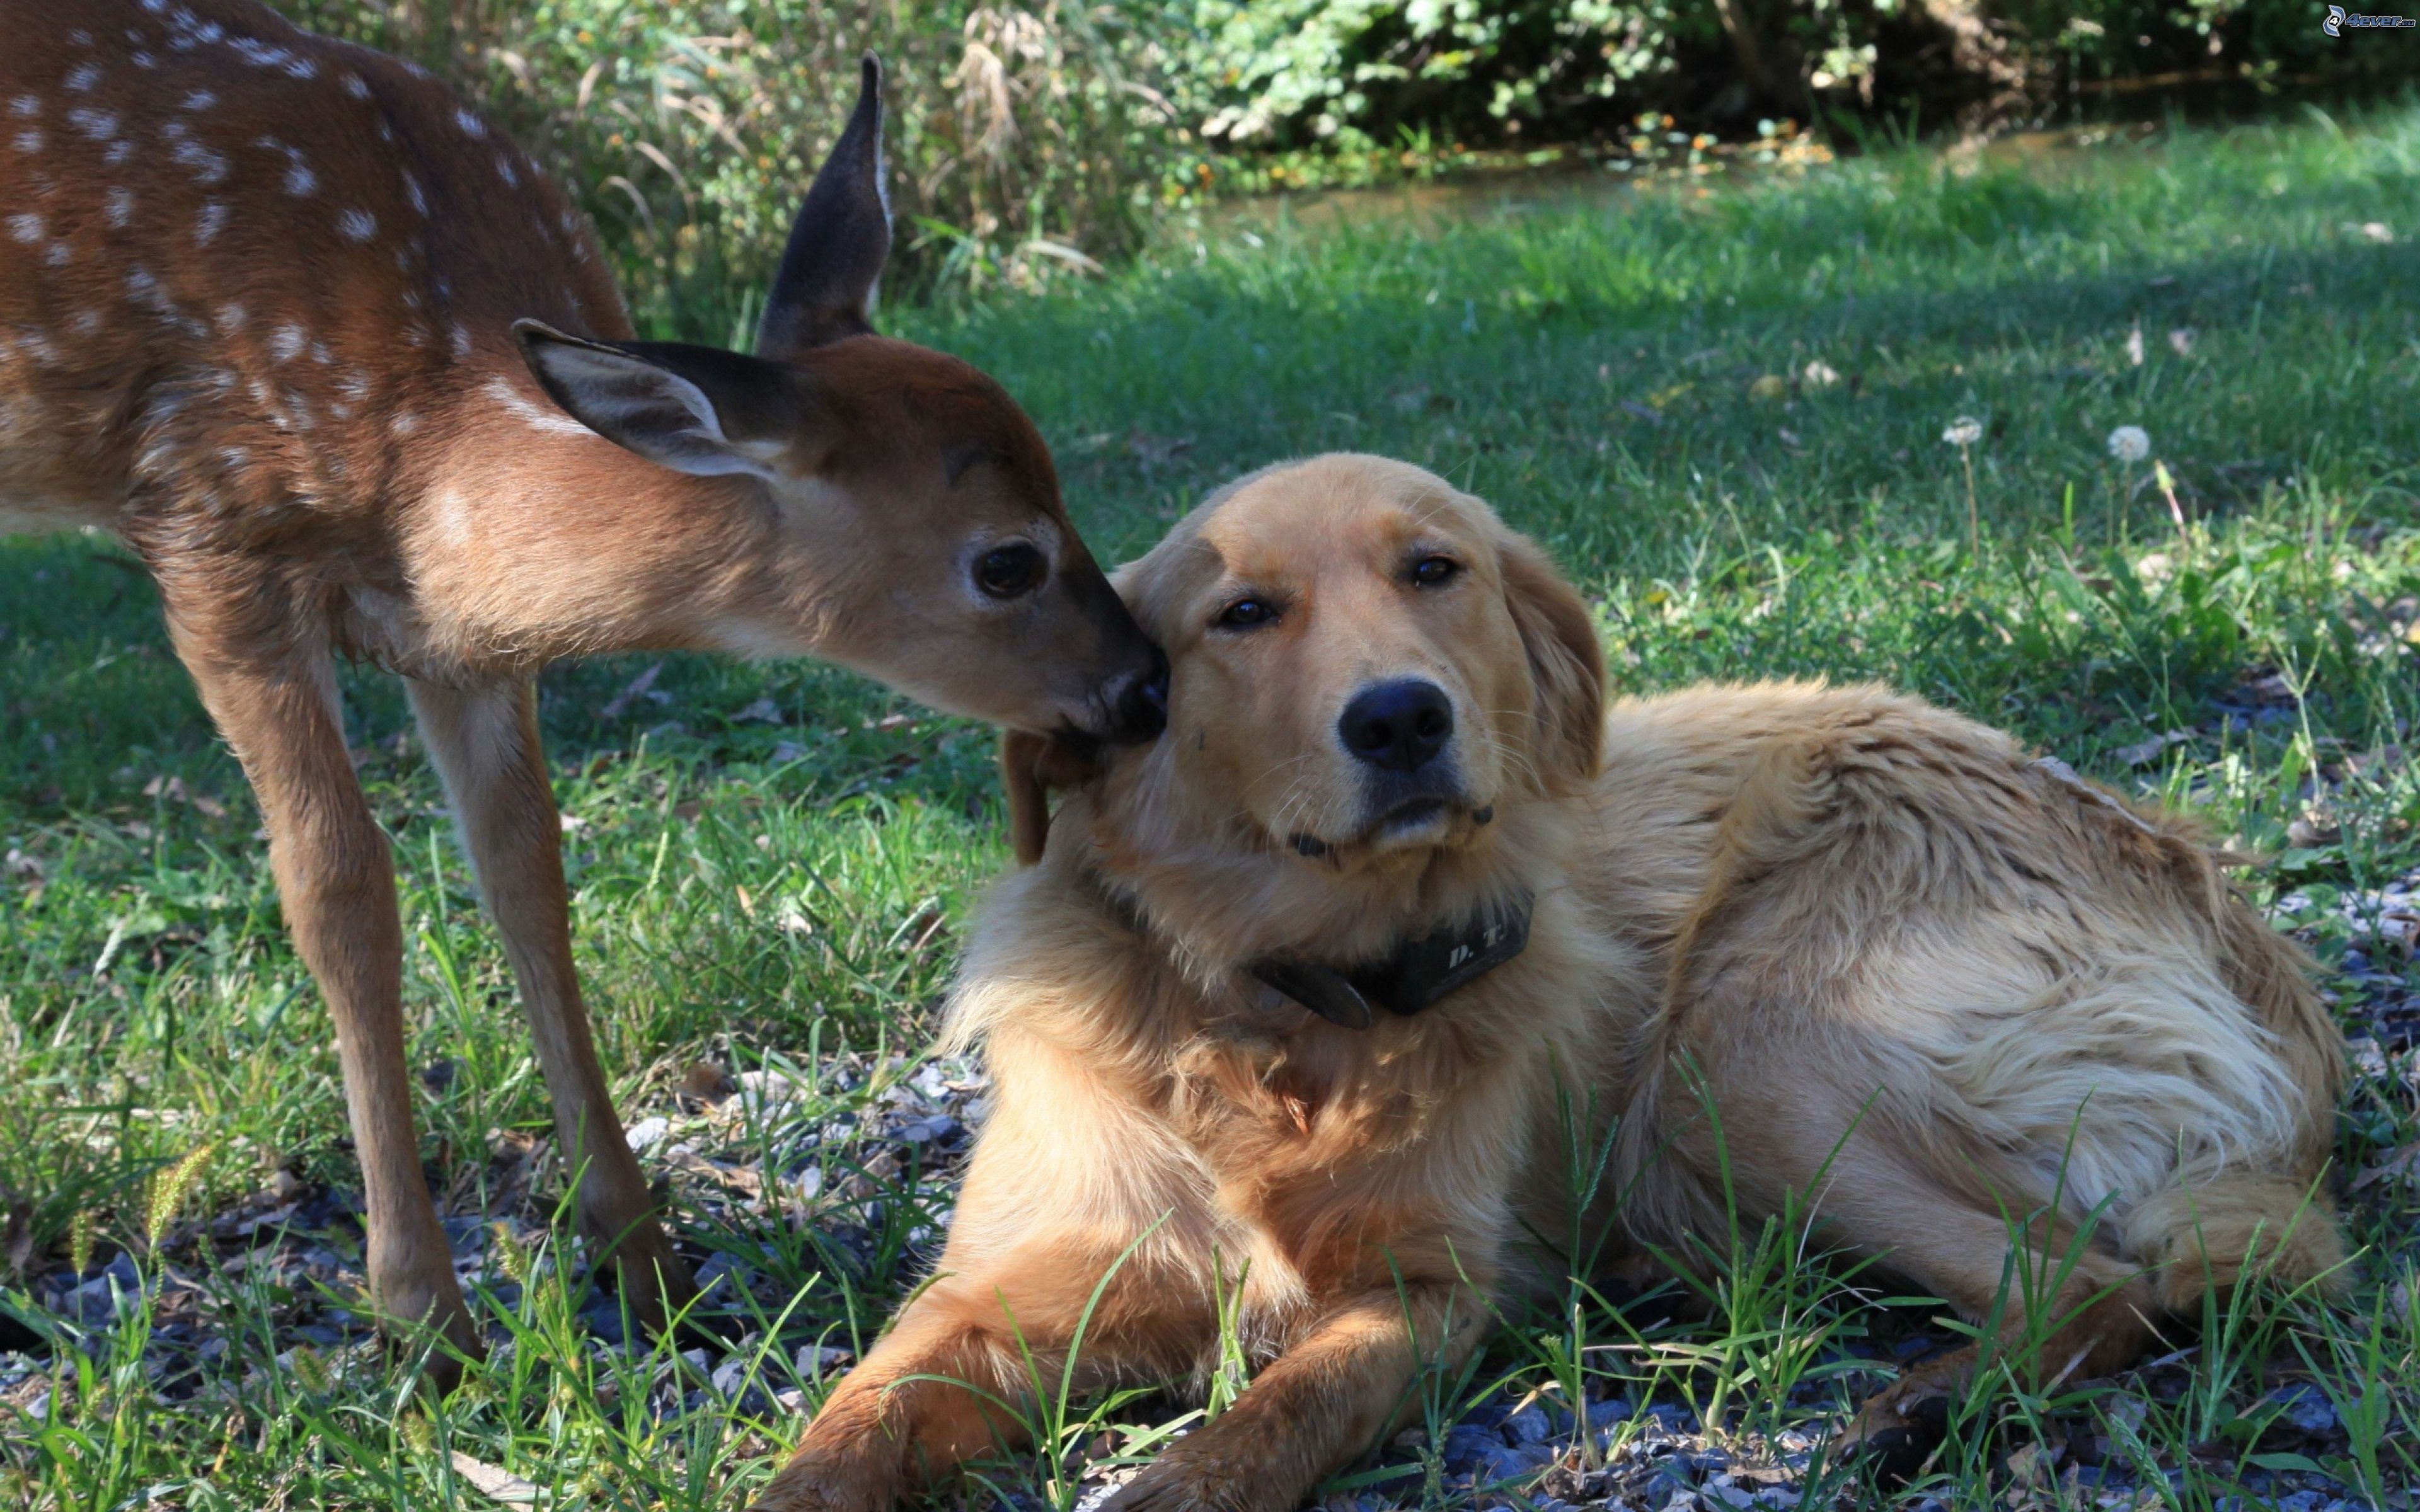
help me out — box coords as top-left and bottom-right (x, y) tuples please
(1216, 598), (1275, 629)
(1412, 556), (1458, 587)
(974, 542), (1047, 600)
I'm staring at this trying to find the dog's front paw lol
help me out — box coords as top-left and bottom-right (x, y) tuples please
(1833, 1368), (1957, 1485)
(744, 1458), (887, 1512)
(1108, 1461), (1219, 1509)
(1100, 1454), (1265, 1512)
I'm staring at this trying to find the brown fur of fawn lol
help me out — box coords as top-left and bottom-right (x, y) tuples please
(0, 0), (1163, 1365)
(754, 454), (2344, 1512)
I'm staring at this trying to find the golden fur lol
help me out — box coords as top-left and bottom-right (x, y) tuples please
(753, 454), (2345, 1512)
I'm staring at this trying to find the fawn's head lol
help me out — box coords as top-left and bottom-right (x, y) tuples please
(516, 59), (1163, 744)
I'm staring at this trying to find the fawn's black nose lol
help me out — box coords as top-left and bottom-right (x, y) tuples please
(1339, 679), (1454, 772)
(1105, 648), (1170, 743)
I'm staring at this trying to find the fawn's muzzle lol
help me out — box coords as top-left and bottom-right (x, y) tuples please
(1104, 648), (1170, 743)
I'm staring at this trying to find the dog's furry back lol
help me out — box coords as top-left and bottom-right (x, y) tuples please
(1581, 682), (2344, 1303)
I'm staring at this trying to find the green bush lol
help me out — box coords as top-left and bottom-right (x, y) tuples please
(284, 1), (1185, 329)
(278, 1), (2411, 323)
(1170, 0), (2409, 151)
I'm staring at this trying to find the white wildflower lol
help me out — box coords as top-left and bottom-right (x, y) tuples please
(2107, 425), (2150, 463)
(1942, 416), (1983, 447)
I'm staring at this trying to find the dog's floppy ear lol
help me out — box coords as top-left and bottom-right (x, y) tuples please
(999, 731), (1102, 864)
(1497, 529), (1605, 790)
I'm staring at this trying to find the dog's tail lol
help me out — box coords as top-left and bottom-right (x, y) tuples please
(2110, 818), (2351, 1314)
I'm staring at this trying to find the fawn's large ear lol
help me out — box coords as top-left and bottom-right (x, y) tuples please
(757, 55), (891, 360)
(515, 321), (814, 479)
(1497, 529), (1605, 791)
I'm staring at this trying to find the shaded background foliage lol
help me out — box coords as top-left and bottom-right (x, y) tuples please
(283, 0), (1184, 321)
(279, 0), (2419, 318)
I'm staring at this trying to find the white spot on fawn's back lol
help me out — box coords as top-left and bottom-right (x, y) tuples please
(173, 139), (228, 184)
(68, 108), (118, 141)
(64, 64), (101, 93)
(228, 39), (292, 71)
(11, 130), (40, 154)
(105, 187), (134, 227)
(285, 162), (316, 197)
(454, 108), (485, 139)
(8, 214), (42, 243)
(338, 209), (376, 241)
(69, 309), (101, 336)
(391, 411), (420, 435)
(340, 72), (369, 100)
(215, 304), (246, 333)
(195, 201), (226, 244)
(181, 89), (216, 110)
(7, 95), (37, 118)
(271, 324), (306, 362)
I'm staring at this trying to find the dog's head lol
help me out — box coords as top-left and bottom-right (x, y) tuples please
(1008, 455), (1602, 889)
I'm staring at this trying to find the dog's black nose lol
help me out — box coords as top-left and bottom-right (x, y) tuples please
(1339, 679), (1453, 771)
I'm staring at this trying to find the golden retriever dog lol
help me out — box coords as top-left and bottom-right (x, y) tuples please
(751, 454), (2345, 1512)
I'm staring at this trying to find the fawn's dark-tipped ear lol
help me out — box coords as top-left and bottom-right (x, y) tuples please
(756, 55), (891, 361)
(516, 320), (807, 479)
(1497, 529), (1606, 791)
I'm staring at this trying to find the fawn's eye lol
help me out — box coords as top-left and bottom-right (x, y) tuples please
(974, 542), (1046, 600)
(1411, 556), (1458, 587)
(1216, 597), (1276, 630)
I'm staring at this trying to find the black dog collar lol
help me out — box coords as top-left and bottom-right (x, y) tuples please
(1245, 894), (1533, 1030)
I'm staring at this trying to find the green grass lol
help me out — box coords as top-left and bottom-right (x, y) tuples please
(6, 102), (2420, 1508)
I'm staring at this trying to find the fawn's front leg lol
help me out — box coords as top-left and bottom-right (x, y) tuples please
(1105, 1279), (1490, 1512)
(406, 675), (694, 1329)
(751, 1256), (1201, 1512)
